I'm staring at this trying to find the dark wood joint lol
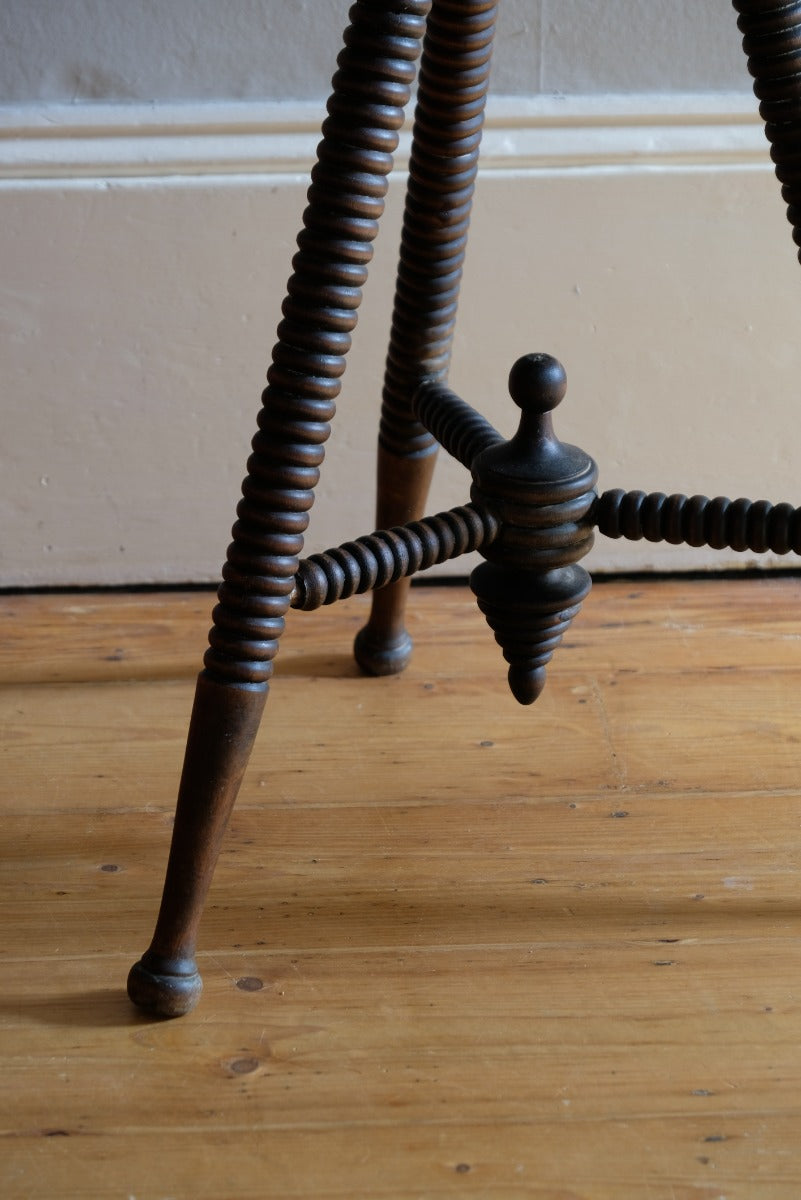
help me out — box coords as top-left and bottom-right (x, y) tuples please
(469, 353), (598, 704)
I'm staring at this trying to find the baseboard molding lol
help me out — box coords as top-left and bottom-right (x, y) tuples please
(5, 92), (801, 587)
(0, 92), (765, 182)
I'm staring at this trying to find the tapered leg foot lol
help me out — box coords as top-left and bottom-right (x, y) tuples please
(128, 673), (267, 1017)
(127, 951), (203, 1018)
(354, 581), (414, 675)
(355, 447), (437, 675)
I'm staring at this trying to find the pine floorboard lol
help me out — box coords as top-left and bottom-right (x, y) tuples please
(2, 578), (801, 1197)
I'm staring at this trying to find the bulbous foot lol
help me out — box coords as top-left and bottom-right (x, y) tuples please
(127, 951), (203, 1018)
(353, 625), (413, 676)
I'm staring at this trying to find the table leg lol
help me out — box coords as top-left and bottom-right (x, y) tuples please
(355, 0), (498, 674)
(127, 1), (431, 1016)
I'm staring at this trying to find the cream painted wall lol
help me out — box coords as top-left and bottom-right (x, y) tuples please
(0, 1), (747, 101)
(5, 3), (800, 588)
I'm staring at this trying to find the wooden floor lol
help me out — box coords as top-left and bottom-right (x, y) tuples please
(2, 578), (801, 1198)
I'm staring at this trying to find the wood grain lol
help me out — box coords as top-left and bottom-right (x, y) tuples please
(2, 579), (801, 1197)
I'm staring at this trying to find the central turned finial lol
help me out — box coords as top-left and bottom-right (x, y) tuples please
(469, 353), (598, 703)
(509, 350), (568, 420)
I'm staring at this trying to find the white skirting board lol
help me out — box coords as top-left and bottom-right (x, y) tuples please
(3, 93), (801, 587)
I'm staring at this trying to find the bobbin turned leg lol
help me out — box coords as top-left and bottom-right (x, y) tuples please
(355, 0), (497, 676)
(128, 1), (430, 1017)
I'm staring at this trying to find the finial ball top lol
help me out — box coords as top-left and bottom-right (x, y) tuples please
(508, 353), (567, 415)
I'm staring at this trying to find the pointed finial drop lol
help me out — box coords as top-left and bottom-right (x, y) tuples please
(508, 663), (547, 706)
(469, 353), (598, 704)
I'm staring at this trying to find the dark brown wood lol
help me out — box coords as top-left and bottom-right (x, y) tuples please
(352, 447), (437, 674)
(417, 353), (598, 703)
(129, 0), (801, 1020)
(128, 0), (431, 1017)
(733, 0), (801, 260)
(594, 488), (801, 553)
(355, 0), (497, 676)
(127, 674), (267, 1015)
(293, 503), (498, 610)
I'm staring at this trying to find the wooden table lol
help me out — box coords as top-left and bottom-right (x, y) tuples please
(127, 0), (801, 1020)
